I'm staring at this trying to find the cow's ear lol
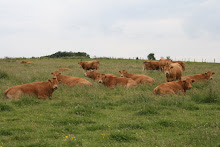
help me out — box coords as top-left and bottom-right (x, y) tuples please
(183, 80), (186, 83)
(48, 79), (52, 83)
(212, 72), (215, 75)
(191, 79), (195, 83)
(205, 72), (208, 75)
(119, 71), (121, 73)
(51, 72), (53, 75)
(170, 66), (174, 69)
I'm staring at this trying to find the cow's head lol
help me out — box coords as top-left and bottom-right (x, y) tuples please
(204, 71), (215, 80)
(78, 61), (83, 68)
(51, 71), (61, 81)
(96, 73), (106, 83)
(48, 77), (58, 90)
(84, 69), (95, 77)
(164, 64), (173, 76)
(119, 70), (128, 77)
(182, 78), (195, 90)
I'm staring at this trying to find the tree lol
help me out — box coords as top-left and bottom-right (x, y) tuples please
(44, 51), (90, 58)
(147, 53), (156, 60)
(166, 56), (171, 60)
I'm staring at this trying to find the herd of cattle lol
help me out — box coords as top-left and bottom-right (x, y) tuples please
(3, 59), (215, 99)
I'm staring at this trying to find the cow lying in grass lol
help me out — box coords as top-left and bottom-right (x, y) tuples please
(181, 71), (215, 82)
(97, 73), (137, 89)
(4, 77), (58, 99)
(21, 61), (33, 64)
(84, 70), (116, 81)
(78, 60), (100, 71)
(119, 70), (155, 84)
(51, 71), (93, 87)
(153, 78), (195, 95)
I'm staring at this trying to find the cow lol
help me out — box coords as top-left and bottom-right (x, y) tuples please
(119, 70), (155, 84)
(172, 61), (185, 71)
(4, 77), (58, 99)
(181, 71), (215, 82)
(159, 58), (172, 71)
(84, 70), (116, 81)
(164, 63), (183, 82)
(96, 73), (138, 89)
(58, 68), (72, 71)
(153, 78), (195, 95)
(78, 60), (100, 71)
(51, 71), (93, 87)
(143, 60), (160, 70)
(21, 61), (33, 64)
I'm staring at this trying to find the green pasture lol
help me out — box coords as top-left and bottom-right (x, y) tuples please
(0, 58), (219, 146)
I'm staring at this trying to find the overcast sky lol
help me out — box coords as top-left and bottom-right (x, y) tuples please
(0, 0), (220, 62)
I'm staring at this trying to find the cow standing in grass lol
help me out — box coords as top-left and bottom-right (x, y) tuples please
(143, 60), (160, 71)
(159, 58), (172, 71)
(119, 70), (155, 84)
(78, 60), (100, 71)
(164, 63), (182, 82)
(172, 61), (185, 71)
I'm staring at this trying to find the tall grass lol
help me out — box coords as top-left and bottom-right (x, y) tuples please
(0, 58), (219, 146)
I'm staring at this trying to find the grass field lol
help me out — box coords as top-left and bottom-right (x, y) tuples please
(0, 58), (219, 146)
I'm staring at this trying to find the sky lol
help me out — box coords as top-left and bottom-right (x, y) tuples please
(0, 0), (220, 62)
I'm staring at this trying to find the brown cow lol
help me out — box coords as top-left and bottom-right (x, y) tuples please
(51, 71), (93, 87)
(119, 70), (155, 84)
(172, 61), (185, 71)
(159, 58), (172, 71)
(164, 63), (182, 82)
(153, 78), (195, 95)
(21, 61), (33, 64)
(84, 70), (116, 81)
(181, 71), (215, 82)
(4, 77), (58, 99)
(143, 60), (160, 70)
(58, 68), (72, 71)
(78, 60), (100, 71)
(96, 73), (138, 89)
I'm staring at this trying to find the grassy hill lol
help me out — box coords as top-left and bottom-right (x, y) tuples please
(0, 58), (219, 146)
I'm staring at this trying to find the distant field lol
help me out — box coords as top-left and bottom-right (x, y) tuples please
(0, 58), (219, 146)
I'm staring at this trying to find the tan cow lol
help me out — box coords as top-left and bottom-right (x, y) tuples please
(143, 60), (160, 70)
(153, 78), (195, 95)
(181, 71), (215, 82)
(78, 60), (100, 71)
(164, 63), (182, 82)
(58, 68), (72, 71)
(96, 73), (138, 89)
(84, 70), (116, 81)
(119, 70), (155, 84)
(51, 71), (93, 87)
(159, 58), (172, 71)
(4, 77), (58, 99)
(172, 61), (185, 71)
(21, 61), (33, 64)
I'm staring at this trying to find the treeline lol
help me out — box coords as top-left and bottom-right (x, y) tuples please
(45, 51), (90, 58)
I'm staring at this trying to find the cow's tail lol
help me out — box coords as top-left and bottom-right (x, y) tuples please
(4, 88), (10, 98)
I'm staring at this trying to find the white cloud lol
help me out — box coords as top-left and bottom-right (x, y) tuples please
(0, 0), (220, 62)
